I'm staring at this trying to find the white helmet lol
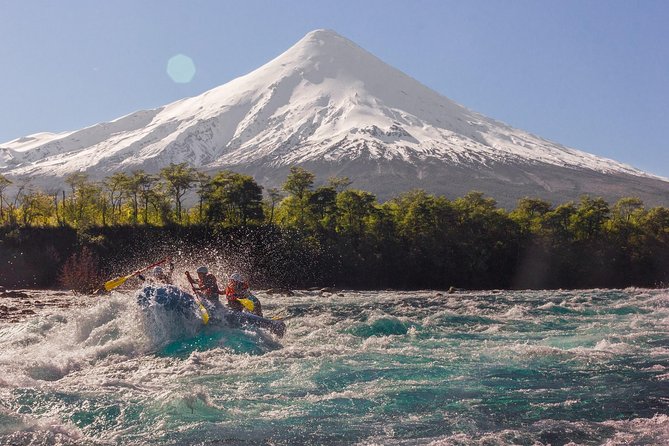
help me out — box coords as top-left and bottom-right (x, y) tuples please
(153, 266), (164, 276)
(229, 272), (244, 282)
(196, 266), (208, 274)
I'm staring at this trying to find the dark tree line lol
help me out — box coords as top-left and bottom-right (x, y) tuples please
(1, 166), (669, 290)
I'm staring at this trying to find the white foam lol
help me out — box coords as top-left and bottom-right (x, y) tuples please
(601, 414), (669, 445)
(1, 287), (668, 445)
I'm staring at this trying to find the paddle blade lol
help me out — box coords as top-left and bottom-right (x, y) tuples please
(198, 303), (210, 325)
(104, 275), (130, 291)
(237, 298), (255, 312)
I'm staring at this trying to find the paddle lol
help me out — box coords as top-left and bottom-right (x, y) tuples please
(184, 271), (210, 325)
(185, 271), (255, 313)
(103, 257), (169, 292)
(236, 297), (256, 313)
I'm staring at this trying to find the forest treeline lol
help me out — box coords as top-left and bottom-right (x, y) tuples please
(1, 164), (669, 290)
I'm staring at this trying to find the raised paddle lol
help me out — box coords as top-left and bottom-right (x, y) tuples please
(187, 271), (256, 312)
(184, 271), (210, 325)
(103, 257), (169, 292)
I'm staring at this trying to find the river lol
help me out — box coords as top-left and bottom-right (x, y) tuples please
(0, 288), (668, 445)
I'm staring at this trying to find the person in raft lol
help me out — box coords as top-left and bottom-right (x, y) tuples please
(151, 262), (174, 284)
(185, 265), (222, 307)
(139, 259), (174, 284)
(225, 272), (263, 317)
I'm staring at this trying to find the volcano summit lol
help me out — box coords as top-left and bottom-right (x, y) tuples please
(2, 29), (668, 207)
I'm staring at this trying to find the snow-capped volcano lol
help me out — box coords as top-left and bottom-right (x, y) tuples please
(2, 29), (668, 207)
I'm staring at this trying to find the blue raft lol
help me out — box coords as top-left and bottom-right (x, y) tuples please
(137, 285), (286, 338)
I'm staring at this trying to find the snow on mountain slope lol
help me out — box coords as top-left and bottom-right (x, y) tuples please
(1, 29), (667, 207)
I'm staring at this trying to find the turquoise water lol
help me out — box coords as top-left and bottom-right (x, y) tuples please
(0, 289), (667, 445)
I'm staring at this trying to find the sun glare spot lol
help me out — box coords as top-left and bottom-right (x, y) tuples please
(167, 54), (196, 83)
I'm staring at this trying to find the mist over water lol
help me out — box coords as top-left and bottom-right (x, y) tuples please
(0, 288), (668, 445)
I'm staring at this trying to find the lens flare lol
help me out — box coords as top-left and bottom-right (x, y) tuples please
(166, 54), (196, 83)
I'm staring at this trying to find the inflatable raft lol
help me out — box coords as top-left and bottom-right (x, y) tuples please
(137, 285), (286, 337)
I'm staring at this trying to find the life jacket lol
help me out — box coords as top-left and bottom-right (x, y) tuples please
(197, 273), (220, 299)
(225, 280), (249, 301)
(225, 280), (263, 316)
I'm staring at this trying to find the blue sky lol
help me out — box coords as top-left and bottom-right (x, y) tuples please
(2, 0), (668, 176)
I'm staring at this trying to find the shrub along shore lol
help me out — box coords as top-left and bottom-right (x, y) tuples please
(1, 165), (669, 290)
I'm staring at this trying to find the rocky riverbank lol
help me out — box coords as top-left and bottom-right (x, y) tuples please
(0, 287), (80, 323)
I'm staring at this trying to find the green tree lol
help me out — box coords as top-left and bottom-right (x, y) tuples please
(150, 189), (174, 225)
(453, 191), (520, 288)
(63, 173), (105, 228)
(310, 186), (338, 230)
(570, 196), (610, 241)
(64, 173), (87, 225)
(282, 166), (315, 228)
(160, 163), (199, 223)
(611, 197), (645, 224)
(641, 206), (669, 240)
(0, 174), (11, 224)
(510, 197), (552, 234)
(124, 171), (142, 225)
(104, 172), (130, 225)
(194, 172), (212, 223)
(387, 190), (460, 287)
(265, 187), (283, 225)
(121, 170), (156, 225)
(544, 202), (577, 241)
(4, 179), (29, 227)
(335, 189), (376, 235)
(204, 171), (264, 226)
(603, 198), (647, 286)
(392, 190), (455, 238)
(637, 206), (669, 284)
(19, 189), (55, 226)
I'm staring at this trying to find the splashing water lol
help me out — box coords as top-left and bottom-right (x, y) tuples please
(0, 288), (667, 445)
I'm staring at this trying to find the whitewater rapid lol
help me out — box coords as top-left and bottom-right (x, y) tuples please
(0, 288), (668, 445)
